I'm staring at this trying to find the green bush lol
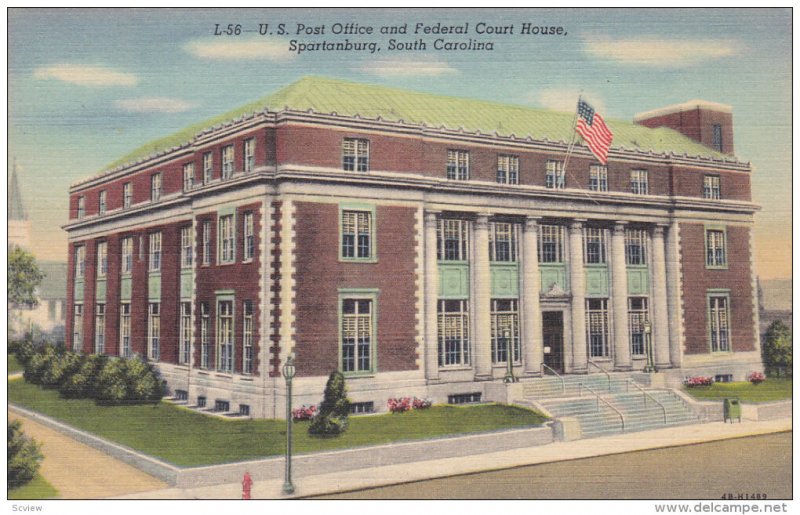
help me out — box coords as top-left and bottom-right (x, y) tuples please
(60, 354), (108, 399)
(10, 338), (36, 368)
(7, 420), (43, 490)
(96, 358), (129, 402)
(41, 350), (82, 389)
(308, 371), (350, 437)
(23, 345), (60, 386)
(123, 357), (165, 402)
(763, 320), (792, 378)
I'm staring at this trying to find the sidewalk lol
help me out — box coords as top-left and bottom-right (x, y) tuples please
(113, 417), (791, 499)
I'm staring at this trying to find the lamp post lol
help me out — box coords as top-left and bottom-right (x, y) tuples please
(282, 353), (296, 495)
(643, 320), (655, 373)
(503, 329), (517, 383)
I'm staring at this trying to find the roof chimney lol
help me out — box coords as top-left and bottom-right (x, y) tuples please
(633, 100), (734, 155)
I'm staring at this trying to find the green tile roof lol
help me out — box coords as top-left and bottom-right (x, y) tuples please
(103, 76), (729, 173)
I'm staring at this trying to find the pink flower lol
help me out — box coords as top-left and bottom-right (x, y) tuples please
(747, 371), (765, 384)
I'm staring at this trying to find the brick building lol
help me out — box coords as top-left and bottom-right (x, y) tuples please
(64, 78), (761, 418)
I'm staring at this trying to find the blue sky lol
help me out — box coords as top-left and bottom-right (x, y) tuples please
(7, 8), (791, 278)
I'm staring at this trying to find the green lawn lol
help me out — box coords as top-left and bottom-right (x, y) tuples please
(8, 353), (23, 374)
(683, 379), (792, 403)
(8, 474), (59, 500)
(8, 379), (547, 467)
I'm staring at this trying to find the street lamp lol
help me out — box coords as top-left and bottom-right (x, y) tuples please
(503, 329), (517, 383)
(282, 353), (296, 495)
(643, 320), (655, 373)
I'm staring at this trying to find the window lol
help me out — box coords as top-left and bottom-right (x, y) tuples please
(222, 145), (234, 178)
(75, 246), (85, 279)
(538, 225), (564, 263)
(239, 405), (251, 416)
(181, 226), (193, 268)
(628, 297), (649, 356)
(586, 298), (610, 358)
(214, 400), (230, 412)
(202, 221), (212, 265)
(709, 295), (730, 352)
(151, 173), (162, 201)
(350, 402), (375, 414)
(203, 152), (213, 184)
(583, 227), (607, 264)
(217, 300), (234, 373)
(625, 229), (648, 266)
(437, 219), (469, 261)
(243, 138), (255, 173)
(121, 237), (133, 274)
(342, 138), (369, 172)
(77, 196), (85, 219)
(545, 160), (565, 189)
(341, 298), (373, 373)
(123, 183), (132, 208)
(489, 222), (518, 262)
(703, 175), (721, 200)
(120, 303), (131, 358)
(219, 215), (235, 263)
(490, 299), (520, 364)
(200, 302), (210, 369)
(73, 304), (83, 352)
(706, 229), (727, 267)
(243, 212), (255, 261)
(94, 304), (105, 354)
(589, 165), (608, 192)
(497, 155), (519, 184)
(243, 300), (254, 374)
(197, 396), (207, 408)
(99, 191), (107, 214)
(446, 150), (469, 180)
(183, 163), (195, 191)
(438, 299), (470, 367)
(630, 169), (648, 195)
(712, 124), (723, 152)
(96, 241), (108, 277)
(148, 303), (160, 361)
(341, 210), (372, 259)
(149, 232), (162, 272)
(179, 302), (191, 365)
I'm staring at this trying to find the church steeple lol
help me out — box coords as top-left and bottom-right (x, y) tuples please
(8, 158), (31, 249)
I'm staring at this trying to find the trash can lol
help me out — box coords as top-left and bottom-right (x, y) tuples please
(723, 398), (741, 423)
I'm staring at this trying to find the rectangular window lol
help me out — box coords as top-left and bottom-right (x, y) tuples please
(341, 210), (372, 259)
(149, 232), (162, 272)
(217, 300), (234, 373)
(121, 237), (133, 274)
(706, 229), (727, 267)
(438, 299), (470, 367)
(538, 225), (564, 263)
(586, 298), (610, 358)
(489, 222), (518, 262)
(628, 297), (649, 356)
(709, 295), (730, 352)
(179, 302), (191, 365)
(202, 221), (212, 265)
(496, 155), (519, 184)
(545, 160), (565, 189)
(589, 165), (608, 192)
(437, 219), (470, 261)
(75, 246), (85, 279)
(342, 138), (369, 172)
(183, 163), (195, 191)
(625, 229), (648, 265)
(73, 304), (83, 352)
(96, 241), (108, 277)
(148, 303), (160, 361)
(151, 173), (162, 201)
(243, 300), (254, 374)
(703, 175), (721, 200)
(446, 150), (469, 180)
(94, 304), (105, 354)
(712, 124), (723, 152)
(490, 299), (520, 364)
(120, 303), (131, 358)
(122, 183), (132, 209)
(201, 302), (210, 369)
(222, 145), (234, 178)
(583, 227), (607, 264)
(219, 215), (235, 263)
(243, 138), (255, 173)
(181, 226), (193, 268)
(99, 191), (107, 214)
(341, 298), (373, 373)
(203, 152), (213, 184)
(77, 196), (85, 219)
(631, 169), (649, 195)
(243, 212), (255, 261)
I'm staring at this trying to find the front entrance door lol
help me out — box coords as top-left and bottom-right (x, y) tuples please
(542, 311), (564, 374)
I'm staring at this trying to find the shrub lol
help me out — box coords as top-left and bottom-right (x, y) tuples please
(747, 371), (766, 385)
(684, 376), (714, 387)
(762, 320), (792, 378)
(23, 345), (60, 386)
(41, 350), (82, 389)
(10, 338), (36, 369)
(309, 371), (350, 437)
(7, 420), (43, 490)
(125, 357), (165, 402)
(388, 397), (412, 413)
(60, 354), (108, 399)
(97, 358), (129, 402)
(412, 397), (432, 410)
(292, 405), (317, 421)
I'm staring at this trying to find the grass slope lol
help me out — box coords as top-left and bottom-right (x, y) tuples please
(8, 474), (59, 500)
(683, 379), (792, 403)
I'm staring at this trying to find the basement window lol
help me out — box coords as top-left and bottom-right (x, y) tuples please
(175, 390), (188, 401)
(214, 400), (231, 412)
(197, 396), (207, 408)
(239, 404), (251, 416)
(448, 392), (482, 405)
(715, 374), (733, 383)
(350, 401), (375, 414)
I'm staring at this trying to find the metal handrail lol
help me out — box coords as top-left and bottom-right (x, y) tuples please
(627, 379), (668, 424)
(587, 359), (612, 391)
(541, 363), (566, 394)
(579, 382), (626, 432)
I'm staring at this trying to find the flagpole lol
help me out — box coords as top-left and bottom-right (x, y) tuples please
(562, 95), (581, 178)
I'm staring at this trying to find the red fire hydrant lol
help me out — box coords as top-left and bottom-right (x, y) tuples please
(242, 472), (253, 500)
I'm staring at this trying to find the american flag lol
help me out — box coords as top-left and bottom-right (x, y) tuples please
(575, 99), (613, 164)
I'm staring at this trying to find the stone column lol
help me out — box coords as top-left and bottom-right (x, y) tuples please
(473, 214), (492, 379)
(522, 217), (543, 376)
(665, 221), (683, 368)
(611, 222), (632, 370)
(568, 220), (588, 373)
(651, 225), (671, 369)
(424, 211), (440, 381)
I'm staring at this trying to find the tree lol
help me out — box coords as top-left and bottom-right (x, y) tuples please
(308, 371), (351, 437)
(762, 320), (792, 378)
(7, 420), (43, 489)
(8, 246), (44, 308)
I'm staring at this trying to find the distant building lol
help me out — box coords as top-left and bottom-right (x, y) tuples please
(8, 159), (31, 249)
(758, 278), (792, 337)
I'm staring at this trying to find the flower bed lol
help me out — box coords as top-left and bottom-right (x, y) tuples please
(684, 376), (714, 387)
(388, 396), (432, 413)
(747, 371), (766, 385)
(292, 404), (317, 421)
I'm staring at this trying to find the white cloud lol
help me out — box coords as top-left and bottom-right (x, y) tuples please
(184, 37), (293, 61)
(358, 56), (458, 77)
(33, 64), (138, 87)
(583, 36), (743, 68)
(529, 88), (607, 115)
(114, 97), (195, 114)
